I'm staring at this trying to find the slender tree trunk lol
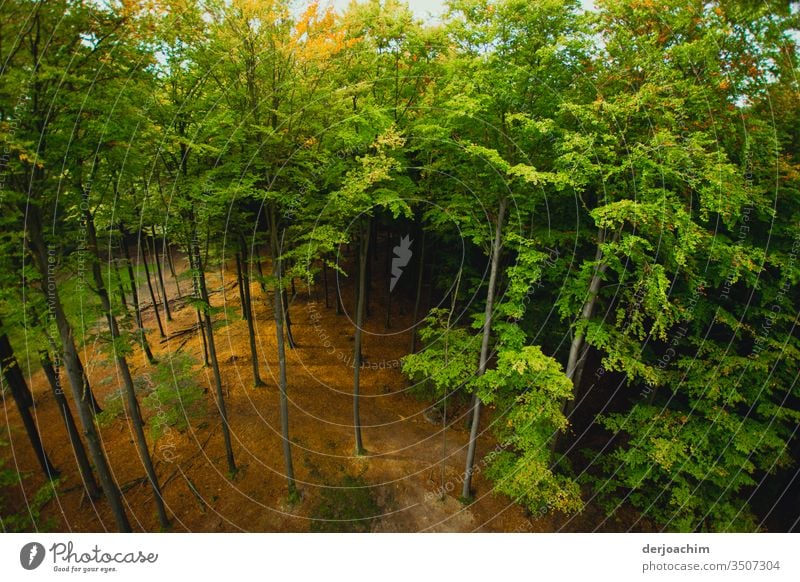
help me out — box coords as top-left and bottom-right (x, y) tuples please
(114, 260), (128, 310)
(166, 243), (182, 299)
(151, 232), (171, 322)
(40, 348), (100, 498)
(26, 207), (131, 532)
(256, 256), (267, 295)
(322, 261), (330, 308)
(238, 237), (265, 388)
(364, 220), (374, 318)
(410, 227), (426, 354)
(385, 227), (392, 330)
(352, 217), (371, 455)
(86, 213), (170, 529)
(282, 289), (296, 349)
(0, 326), (59, 479)
(269, 211), (296, 493)
(335, 271), (344, 315)
(120, 227), (156, 364)
(75, 356), (102, 415)
(235, 252), (248, 320)
(190, 232), (236, 475)
(555, 228), (616, 445)
(140, 232), (165, 338)
(462, 197), (507, 499)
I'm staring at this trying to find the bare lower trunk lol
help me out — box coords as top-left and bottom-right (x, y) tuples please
(384, 227), (392, 330)
(40, 348), (100, 498)
(557, 228), (615, 436)
(120, 227), (156, 364)
(191, 234), (236, 475)
(270, 209), (296, 493)
(27, 208), (131, 532)
(282, 289), (296, 349)
(462, 197), (507, 499)
(235, 252), (248, 320)
(87, 213), (170, 529)
(352, 217), (371, 455)
(322, 261), (330, 308)
(166, 243), (182, 298)
(239, 237), (264, 387)
(140, 232), (165, 338)
(152, 232), (171, 321)
(0, 327), (59, 480)
(410, 226), (426, 354)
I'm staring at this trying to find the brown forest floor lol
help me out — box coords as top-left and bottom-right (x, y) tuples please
(1, 249), (622, 532)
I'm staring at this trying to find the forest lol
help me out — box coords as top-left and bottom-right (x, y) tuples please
(0, 0), (799, 534)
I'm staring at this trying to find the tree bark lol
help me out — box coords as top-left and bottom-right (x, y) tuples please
(238, 237), (265, 387)
(555, 228), (616, 446)
(140, 232), (165, 338)
(235, 251), (248, 321)
(352, 216), (371, 455)
(190, 230), (236, 475)
(151, 231), (172, 322)
(385, 227), (392, 330)
(410, 225), (426, 354)
(462, 197), (507, 499)
(0, 325), (59, 480)
(166, 242), (182, 299)
(322, 261), (330, 308)
(269, 207), (296, 492)
(40, 347), (100, 498)
(26, 206), (132, 532)
(120, 227), (156, 364)
(282, 289), (296, 349)
(86, 212), (170, 529)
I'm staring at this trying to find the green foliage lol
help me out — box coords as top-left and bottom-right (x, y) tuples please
(143, 354), (206, 442)
(0, 438), (59, 532)
(479, 344), (583, 515)
(94, 390), (126, 429)
(309, 474), (380, 533)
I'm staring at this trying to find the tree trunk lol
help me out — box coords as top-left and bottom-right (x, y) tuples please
(40, 348), (100, 498)
(335, 270), (344, 316)
(282, 289), (296, 349)
(410, 227), (426, 354)
(269, 208), (296, 493)
(120, 227), (156, 364)
(238, 237), (265, 387)
(235, 252), (248, 320)
(384, 227), (392, 330)
(114, 260), (128, 310)
(322, 261), (330, 308)
(462, 197), (507, 499)
(256, 256), (267, 295)
(86, 213), (170, 529)
(151, 232), (172, 322)
(75, 356), (103, 415)
(0, 325), (59, 480)
(190, 232), (236, 475)
(140, 232), (165, 338)
(352, 217), (371, 455)
(26, 207), (131, 532)
(555, 228), (616, 446)
(166, 243), (182, 299)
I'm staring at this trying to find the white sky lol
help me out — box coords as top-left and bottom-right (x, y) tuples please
(327, 0), (448, 19)
(322, 0), (594, 22)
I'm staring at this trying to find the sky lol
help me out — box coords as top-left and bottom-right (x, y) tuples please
(324, 0), (595, 22)
(328, 0), (447, 20)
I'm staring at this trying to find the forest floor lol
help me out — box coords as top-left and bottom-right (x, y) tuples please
(1, 250), (626, 532)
